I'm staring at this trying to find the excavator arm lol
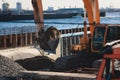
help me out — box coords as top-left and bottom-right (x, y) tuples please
(32, 0), (60, 59)
(71, 0), (101, 52)
(83, 0), (100, 35)
(32, 0), (44, 38)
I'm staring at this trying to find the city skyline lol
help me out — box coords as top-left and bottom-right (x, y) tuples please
(0, 0), (120, 10)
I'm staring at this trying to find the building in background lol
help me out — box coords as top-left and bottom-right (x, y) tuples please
(2, 3), (9, 11)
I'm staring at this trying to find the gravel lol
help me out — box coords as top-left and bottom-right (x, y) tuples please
(0, 55), (25, 77)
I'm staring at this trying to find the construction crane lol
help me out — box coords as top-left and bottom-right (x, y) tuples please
(31, 0), (120, 73)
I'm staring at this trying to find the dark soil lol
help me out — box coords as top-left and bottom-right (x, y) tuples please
(15, 56), (54, 71)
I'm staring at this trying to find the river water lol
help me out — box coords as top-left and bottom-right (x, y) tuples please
(0, 12), (120, 36)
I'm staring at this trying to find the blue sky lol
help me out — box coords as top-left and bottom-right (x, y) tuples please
(0, 0), (120, 10)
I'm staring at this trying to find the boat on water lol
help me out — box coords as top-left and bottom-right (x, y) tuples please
(0, 7), (82, 21)
(0, 11), (106, 22)
(0, 13), (79, 21)
(0, 5), (106, 21)
(0, 1), (106, 21)
(0, 2), (81, 21)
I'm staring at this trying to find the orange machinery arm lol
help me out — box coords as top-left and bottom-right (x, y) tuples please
(32, 0), (44, 38)
(83, 0), (100, 35)
(73, 0), (101, 51)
